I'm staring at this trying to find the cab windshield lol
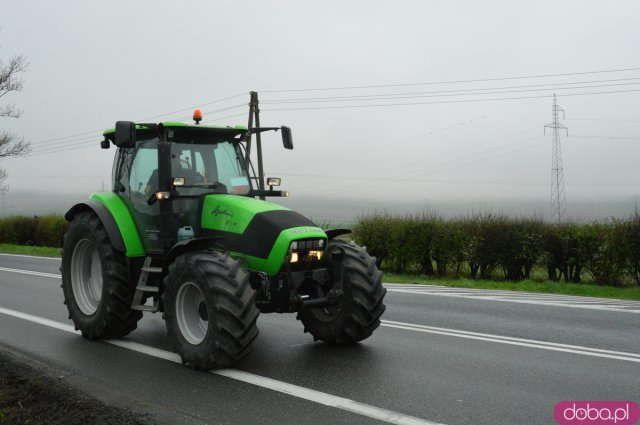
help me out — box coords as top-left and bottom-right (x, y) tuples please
(170, 137), (251, 196)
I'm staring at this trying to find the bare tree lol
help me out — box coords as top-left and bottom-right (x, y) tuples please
(0, 53), (30, 190)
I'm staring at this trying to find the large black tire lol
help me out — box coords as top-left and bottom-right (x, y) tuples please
(162, 251), (259, 370)
(298, 239), (386, 344)
(61, 211), (142, 339)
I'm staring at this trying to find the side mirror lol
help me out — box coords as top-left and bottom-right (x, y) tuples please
(115, 121), (136, 148)
(281, 126), (293, 150)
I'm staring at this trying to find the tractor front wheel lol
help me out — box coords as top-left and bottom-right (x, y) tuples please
(162, 251), (259, 370)
(61, 211), (142, 339)
(298, 239), (386, 344)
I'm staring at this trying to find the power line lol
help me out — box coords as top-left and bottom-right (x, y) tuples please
(284, 131), (547, 196)
(262, 88), (640, 112)
(296, 136), (549, 198)
(279, 173), (640, 187)
(9, 175), (105, 179)
(203, 112), (250, 123)
(262, 77), (640, 104)
(34, 139), (97, 153)
(30, 98), (533, 158)
(25, 75), (640, 157)
(568, 135), (639, 139)
(291, 100), (540, 171)
(142, 103), (247, 126)
(136, 92), (247, 121)
(32, 134), (100, 149)
(27, 66), (640, 147)
(29, 111), (253, 158)
(30, 105), (249, 155)
(567, 118), (640, 122)
(281, 125), (541, 193)
(32, 130), (98, 146)
(260, 66), (640, 93)
(31, 92), (247, 145)
(29, 143), (95, 157)
(32, 103), (247, 150)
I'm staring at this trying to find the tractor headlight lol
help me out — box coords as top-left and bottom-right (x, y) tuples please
(288, 239), (326, 265)
(307, 250), (323, 261)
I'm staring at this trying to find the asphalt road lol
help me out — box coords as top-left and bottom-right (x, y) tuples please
(0, 253), (638, 425)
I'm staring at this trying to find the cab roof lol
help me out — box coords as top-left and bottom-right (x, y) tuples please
(102, 122), (248, 138)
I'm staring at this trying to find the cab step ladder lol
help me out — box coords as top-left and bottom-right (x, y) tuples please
(131, 257), (162, 312)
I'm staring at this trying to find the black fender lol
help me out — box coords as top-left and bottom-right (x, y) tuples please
(164, 237), (223, 273)
(325, 228), (352, 240)
(65, 201), (126, 252)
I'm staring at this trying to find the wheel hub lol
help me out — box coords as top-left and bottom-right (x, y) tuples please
(70, 238), (103, 315)
(175, 281), (209, 345)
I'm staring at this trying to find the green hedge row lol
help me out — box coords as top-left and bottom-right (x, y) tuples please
(353, 213), (640, 287)
(0, 215), (67, 248)
(2, 213), (639, 287)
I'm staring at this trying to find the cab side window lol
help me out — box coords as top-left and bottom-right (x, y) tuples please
(129, 141), (159, 198)
(214, 142), (250, 194)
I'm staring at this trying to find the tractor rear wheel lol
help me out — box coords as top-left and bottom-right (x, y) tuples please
(162, 251), (259, 370)
(298, 239), (386, 344)
(61, 211), (142, 339)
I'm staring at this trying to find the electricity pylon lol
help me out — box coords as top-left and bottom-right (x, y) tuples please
(544, 94), (568, 223)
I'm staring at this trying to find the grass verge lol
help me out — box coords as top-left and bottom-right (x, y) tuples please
(383, 273), (640, 302)
(0, 244), (60, 258)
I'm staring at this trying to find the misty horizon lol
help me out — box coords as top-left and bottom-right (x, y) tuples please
(2, 188), (639, 225)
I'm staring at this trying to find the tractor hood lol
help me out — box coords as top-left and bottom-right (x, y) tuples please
(200, 195), (327, 274)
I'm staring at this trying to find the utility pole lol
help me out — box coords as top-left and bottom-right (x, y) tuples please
(544, 94), (568, 223)
(245, 92), (266, 198)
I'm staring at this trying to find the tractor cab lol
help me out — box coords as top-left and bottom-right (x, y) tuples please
(104, 123), (253, 253)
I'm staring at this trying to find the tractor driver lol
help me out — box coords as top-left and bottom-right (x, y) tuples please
(144, 169), (158, 198)
(144, 153), (206, 197)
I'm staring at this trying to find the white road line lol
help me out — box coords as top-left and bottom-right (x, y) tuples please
(0, 307), (440, 425)
(381, 320), (640, 363)
(0, 267), (61, 279)
(384, 284), (640, 303)
(385, 288), (640, 314)
(290, 341), (316, 347)
(0, 253), (60, 261)
(385, 284), (624, 297)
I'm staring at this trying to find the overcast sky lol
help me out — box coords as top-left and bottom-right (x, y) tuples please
(1, 1), (639, 220)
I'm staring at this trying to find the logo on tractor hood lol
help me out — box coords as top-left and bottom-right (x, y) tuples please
(289, 227), (321, 235)
(211, 205), (234, 218)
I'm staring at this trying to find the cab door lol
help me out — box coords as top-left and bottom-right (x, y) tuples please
(114, 138), (162, 254)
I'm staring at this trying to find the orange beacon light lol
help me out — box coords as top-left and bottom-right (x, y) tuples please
(193, 109), (203, 124)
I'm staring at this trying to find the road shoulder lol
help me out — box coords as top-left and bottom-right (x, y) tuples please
(0, 348), (151, 425)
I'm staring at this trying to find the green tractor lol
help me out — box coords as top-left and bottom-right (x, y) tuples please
(61, 111), (386, 369)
